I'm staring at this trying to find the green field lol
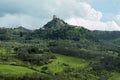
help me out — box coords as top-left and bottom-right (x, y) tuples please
(0, 48), (15, 57)
(35, 54), (90, 73)
(0, 52), (90, 75)
(0, 64), (36, 76)
(109, 73), (120, 80)
(1, 48), (120, 80)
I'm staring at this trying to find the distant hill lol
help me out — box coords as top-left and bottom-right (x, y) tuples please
(13, 26), (31, 32)
(93, 31), (120, 40)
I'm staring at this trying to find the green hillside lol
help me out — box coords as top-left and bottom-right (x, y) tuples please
(43, 54), (90, 73)
(0, 64), (36, 76)
(0, 16), (120, 80)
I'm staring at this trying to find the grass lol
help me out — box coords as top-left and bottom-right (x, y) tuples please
(48, 54), (90, 73)
(0, 64), (36, 76)
(109, 72), (120, 80)
(0, 48), (15, 57)
(57, 54), (89, 67)
(0, 49), (92, 76)
(35, 54), (90, 74)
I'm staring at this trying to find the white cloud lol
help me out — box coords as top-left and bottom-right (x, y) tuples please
(0, 14), (21, 27)
(78, 2), (102, 21)
(53, 1), (102, 21)
(0, 14), (49, 29)
(114, 15), (120, 26)
(66, 17), (120, 31)
(64, 1), (120, 31)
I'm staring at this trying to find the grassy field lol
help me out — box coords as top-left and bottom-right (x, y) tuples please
(0, 48), (15, 57)
(1, 50), (120, 80)
(35, 54), (90, 73)
(109, 72), (120, 80)
(0, 64), (36, 76)
(48, 54), (90, 73)
(0, 52), (90, 75)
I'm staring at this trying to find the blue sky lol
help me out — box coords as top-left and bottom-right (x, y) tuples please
(0, 0), (120, 31)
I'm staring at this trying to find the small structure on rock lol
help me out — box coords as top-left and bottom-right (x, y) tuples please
(53, 15), (57, 19)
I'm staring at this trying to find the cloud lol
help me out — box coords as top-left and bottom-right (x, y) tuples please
(66, 17), (120, 31)
(0, 14), (50, 29)
(65, 1), (120, 31)
(0, 0), (119, 31)
(53, 1), (102, 21)
(77, 2), (102, 21)
(114, 15), (120, 26)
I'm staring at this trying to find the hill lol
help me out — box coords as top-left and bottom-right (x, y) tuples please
(0, 16), (120, 80)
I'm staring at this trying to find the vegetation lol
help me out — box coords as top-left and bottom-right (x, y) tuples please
(0, 16), (120, 80)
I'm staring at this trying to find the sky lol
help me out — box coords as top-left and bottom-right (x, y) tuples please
(0, 0), (120, 31)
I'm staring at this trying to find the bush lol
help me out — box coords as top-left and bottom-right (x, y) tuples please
(16, 47), (56, 65)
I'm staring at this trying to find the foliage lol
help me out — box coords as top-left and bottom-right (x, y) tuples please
(91, 55), (120, 72)
(1, 17), (120, 80)
(16, 47), (56, 65)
